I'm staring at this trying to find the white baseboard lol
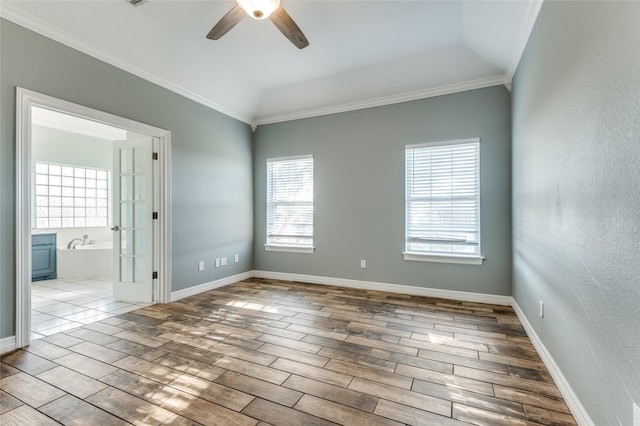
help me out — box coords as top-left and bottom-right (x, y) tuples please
(512, 301), (594, 426)
(252, 270), (512, 306)
(170, 271), (254, 302)
(0, 335), (17, 355)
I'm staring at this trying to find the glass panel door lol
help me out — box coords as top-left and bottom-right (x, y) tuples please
(112, 138), (153, 302)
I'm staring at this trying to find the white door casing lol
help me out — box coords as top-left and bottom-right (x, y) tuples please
(15, 88), (172, 348)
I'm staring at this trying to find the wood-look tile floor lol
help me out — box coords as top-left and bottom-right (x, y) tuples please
(1, 278), (577, 426)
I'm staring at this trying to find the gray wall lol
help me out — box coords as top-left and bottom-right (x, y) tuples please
(254, 86), (512, 295)
(0, 19), (254, 338)
(32, 125), (113, 170)
(512, 2), (640, 424)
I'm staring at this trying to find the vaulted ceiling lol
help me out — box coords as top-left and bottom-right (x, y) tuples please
(1, 1), (542, 126)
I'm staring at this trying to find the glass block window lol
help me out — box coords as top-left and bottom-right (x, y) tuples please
(34, 162), (111, 228)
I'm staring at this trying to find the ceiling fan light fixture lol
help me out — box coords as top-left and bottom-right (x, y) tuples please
(236, 0), (280, 20)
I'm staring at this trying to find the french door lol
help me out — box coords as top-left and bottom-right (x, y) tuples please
(112, 138), (154, 302)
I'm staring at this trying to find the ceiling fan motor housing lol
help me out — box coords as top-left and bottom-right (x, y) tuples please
(236, 0), (280, 20)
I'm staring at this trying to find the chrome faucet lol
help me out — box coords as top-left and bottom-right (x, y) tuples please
(82, 234), (89, 245)
(66, 238), (83, 249)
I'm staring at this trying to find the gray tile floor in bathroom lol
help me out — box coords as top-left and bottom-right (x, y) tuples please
(31, 278), (150, 340)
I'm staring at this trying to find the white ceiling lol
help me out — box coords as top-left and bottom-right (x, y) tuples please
(1, 1), (542, 126)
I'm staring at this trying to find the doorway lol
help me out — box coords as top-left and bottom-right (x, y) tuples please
(16, 88), (172, 348)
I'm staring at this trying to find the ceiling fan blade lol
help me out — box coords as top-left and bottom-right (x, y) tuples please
(206, 4), (245, 40)
(269, 6), (309, 49)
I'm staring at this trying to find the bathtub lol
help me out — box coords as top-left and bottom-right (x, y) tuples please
(57, 241), (113, 279)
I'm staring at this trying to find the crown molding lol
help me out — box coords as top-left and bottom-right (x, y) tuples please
(0, 4), (254, 125)
(504, 0), (544, 84)
(254, 75), (506, 127)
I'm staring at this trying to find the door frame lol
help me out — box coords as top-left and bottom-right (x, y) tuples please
(15, 87), (172, 348)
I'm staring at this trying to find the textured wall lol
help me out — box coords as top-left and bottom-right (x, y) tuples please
(512, 2), (640, 424)
(0, 19), (254, 338)
(254, 86), (512, 295)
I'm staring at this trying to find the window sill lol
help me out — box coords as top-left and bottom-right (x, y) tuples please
(265, 244), (315, 254)
(403, 252), (484, 265)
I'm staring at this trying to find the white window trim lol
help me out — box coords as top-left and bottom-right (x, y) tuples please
(404, 138), (482, 264)
(264, 244), (315, 254)
(403, 252), (485, 265)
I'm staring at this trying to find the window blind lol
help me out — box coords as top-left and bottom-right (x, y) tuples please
(405, 139), (480, 257)
(266, 156), (314, 247)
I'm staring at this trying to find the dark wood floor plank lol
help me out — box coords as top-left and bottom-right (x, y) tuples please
(86, 386), (176, 425)
(348, 376), (451, 416)
(284, 374), (378, 412)
(36, 365), (107, 399)
(271, 358), (352, 387)
(241, 397), (336, 426)
(215, 371), (303, 407)
(0, 404), (61, 425)
(524, 404), (578, 425)
(155, 353), (226, 381)
(396, 364), (494, 395)
(374, 399), (465, 426)
(169, 373), (255, 411)
(412, 379), (526, 419)
(325, 359), (412, 389)
(295, 394), (403, 426)
(452, 403), (534, 426)
(258, 343), (329, 367)
(40, 394), (129, 425)
(214, 355), (291, 385)
(0, 372), (66, 407)
(0, 350), (58, 375)
(455, 365), (562, 398)
(24, 339), (72, 360)
(0, 390), (23, 415)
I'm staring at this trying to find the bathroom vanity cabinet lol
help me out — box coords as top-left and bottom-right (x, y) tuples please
(32, 233), (57, 281)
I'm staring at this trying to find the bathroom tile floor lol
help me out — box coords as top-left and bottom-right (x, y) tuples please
(31, 278), (150, 340)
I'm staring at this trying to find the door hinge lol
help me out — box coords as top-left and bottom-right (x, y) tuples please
(152, 152), (158, 160)
(152, 271), (158, 279)
(152, 212), (158, 220)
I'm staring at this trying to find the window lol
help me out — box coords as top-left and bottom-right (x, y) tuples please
(34, 162), (111, 228)
(266, 155), (314, 253)
(404, 139), (482, 264)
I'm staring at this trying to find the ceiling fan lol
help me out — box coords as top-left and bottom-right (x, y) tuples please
(207, 0), (309, 49)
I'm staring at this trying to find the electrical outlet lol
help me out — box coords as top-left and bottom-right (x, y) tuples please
(633, 402), (639, 426)
(221, 257), (227, 266)
(234, 254), (239, 263)
(215, 258), (221, 268)
(360, 259), (367, 269)
(198, 261), (204, 272)
(539, 301), (544, 318)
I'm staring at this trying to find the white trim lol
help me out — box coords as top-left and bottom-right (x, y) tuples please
(406, 138), (480, 150)
(403, 253), (484, 265)
(15, 88), (172, 348)
(255, 76), (505, 126)
(504, 0), (545, 83)
(171, 271), (254, 302)
(264, 245), (315, 254)
(252, 270), (512, 306)
(0, 3), (253, 125)
(0, 336), (17, 355)
(266, 154), (313, 162)
(512, 300), (594, 426)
